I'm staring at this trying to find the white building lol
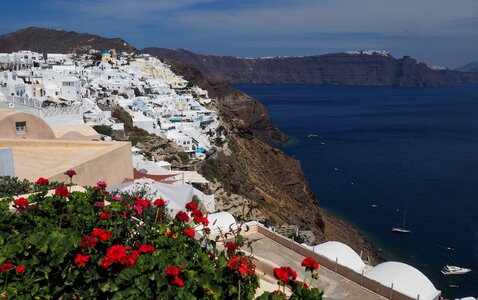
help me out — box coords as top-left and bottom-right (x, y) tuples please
(364, 261), (441, 300)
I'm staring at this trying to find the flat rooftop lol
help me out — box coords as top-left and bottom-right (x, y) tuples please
(0, 139), (133, 186)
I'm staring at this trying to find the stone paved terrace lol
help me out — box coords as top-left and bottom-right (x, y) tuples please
(241, 230), (386, 300)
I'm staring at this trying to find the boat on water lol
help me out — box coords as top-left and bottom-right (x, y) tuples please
(392, 227), (411, 233)
(441, 265), (471, 275)
(307, 134), (318, 138)
(392, 211), (411, 233)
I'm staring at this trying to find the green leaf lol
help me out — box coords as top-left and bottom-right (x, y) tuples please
(134, 275), (149, 292)
(100, 282), (111, 292)
(115, 268), (139, 286)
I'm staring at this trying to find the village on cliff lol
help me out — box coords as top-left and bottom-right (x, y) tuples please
(0, 49), (456, 300)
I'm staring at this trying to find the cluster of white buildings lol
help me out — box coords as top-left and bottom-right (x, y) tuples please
(0, 50), (222, 159)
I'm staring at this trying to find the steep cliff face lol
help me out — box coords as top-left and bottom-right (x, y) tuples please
(167, 60), (380, 263)
(0, 27), (136, 54)
(143, 48), (468, 87)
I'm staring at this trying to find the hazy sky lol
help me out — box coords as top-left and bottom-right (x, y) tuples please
(1, 0), (477, 68)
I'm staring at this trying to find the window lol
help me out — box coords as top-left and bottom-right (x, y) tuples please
(15, 121), (26, 134)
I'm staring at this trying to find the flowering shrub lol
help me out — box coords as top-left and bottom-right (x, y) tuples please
(0, 176), (61, 198)
(0, 177), (323, 299)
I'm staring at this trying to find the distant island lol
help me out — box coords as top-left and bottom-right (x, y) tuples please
(143, 48), (478, 87)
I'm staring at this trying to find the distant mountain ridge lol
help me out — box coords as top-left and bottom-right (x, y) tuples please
(458, 61), (478, 73)
(143, 47), (478, 87)
(0, 27), (136, 54)
(1, 27), (477, 86)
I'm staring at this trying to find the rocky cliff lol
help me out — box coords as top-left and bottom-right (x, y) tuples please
(167, 61), (381, 263)
(144, 47), (478, 87)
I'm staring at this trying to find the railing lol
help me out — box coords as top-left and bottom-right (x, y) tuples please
(0, 95), (42, 109)
(0, 95), (83, 118)
(251, 225), (434, 300)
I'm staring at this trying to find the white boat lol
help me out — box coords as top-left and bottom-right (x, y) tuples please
(307, 134), (318, 138)
(441, 265), (471, 275)
(392, 227), (411, 233)
(392, 211), (411, 233)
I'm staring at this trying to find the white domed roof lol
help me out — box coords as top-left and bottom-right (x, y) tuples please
(310, 241), (366, 272)
(207, 212), (237, 233)
(364, 261), (440, 300)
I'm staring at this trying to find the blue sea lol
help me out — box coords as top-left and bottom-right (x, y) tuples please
(235, 84), (478, 299)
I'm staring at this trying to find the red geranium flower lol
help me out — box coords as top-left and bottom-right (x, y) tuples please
(191, 209), (202, 219)
(199, 217), (209, 226)
(170, 277), (185, 287)
(238, 260), (249, 276)
(100, 211), (110, 220)
(301, 257), (319, 271)
(185, 201), (197, 211)
(100, 244), (138, 268)
(81, 236), (98, 249)
(55, 185), (69, 198)
(136, 198), (151, 208)
(154, 198), (166, 206)
(1, 263), (14, 273)
(15, 266), (25, 274)
(35, 177), (50, 185)
(165, 265), (180, 277)
(13, 197), (29, 209)
(175, 211), (190, 222)
(97, 180), (107, 188)
(92, 228), (112, 241)
(191, 210), (208, 225)
(274, 266), (297, 284)
(227, 256), (255, 277)
(227, 255), (239, 270)
(74, 253), (90, 266)
(225, 242), (238, 251)
(183, 229), (195, 238)
(64, 169), (77, 177)
(138, 244), (155, 254)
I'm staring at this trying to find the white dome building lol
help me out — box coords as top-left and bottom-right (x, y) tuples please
(206, 212), (237, 233)
(308, 241), (367, 272)
(364, 261), (441, 300)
